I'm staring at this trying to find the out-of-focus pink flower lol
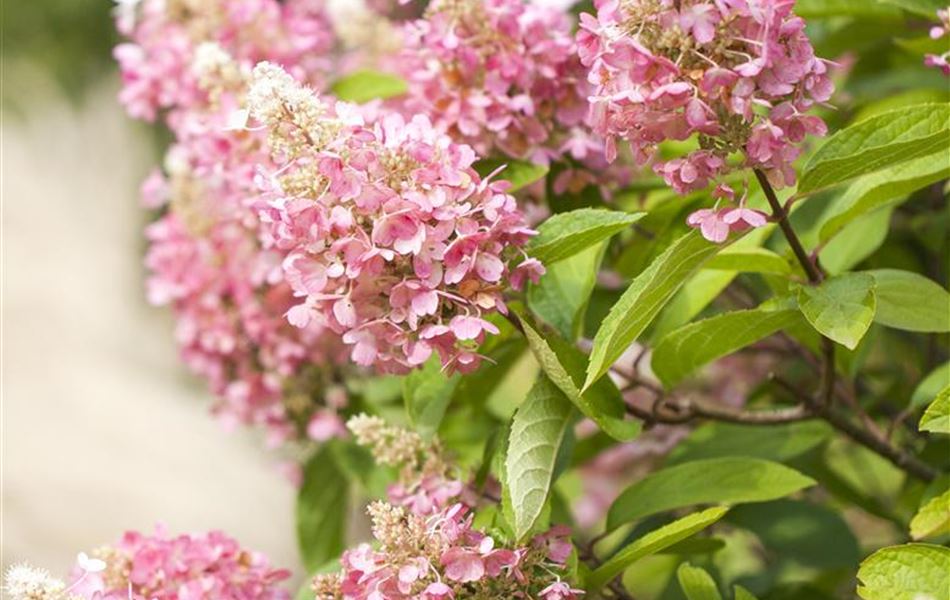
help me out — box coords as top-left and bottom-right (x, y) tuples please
(67, 526), (291, 600)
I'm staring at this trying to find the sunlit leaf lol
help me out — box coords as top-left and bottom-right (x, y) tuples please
(799, 104), (950, 194)
(506, 375), (575, 540)
(857, 544), (950, 600)
(798, 273), (877, 350)
(920, 385), (950, 434)
(586, 232), (723, 390)
(528, 208), (644, 265)
(607, 457), (815, 530)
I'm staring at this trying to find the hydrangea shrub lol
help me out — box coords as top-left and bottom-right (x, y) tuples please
(12, 0), (948, 599)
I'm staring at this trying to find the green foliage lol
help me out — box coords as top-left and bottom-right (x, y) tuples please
(586, 232), (724, 389)
(798, 104), (950, 194)
(528, 242), (605, 339)
(727, 500), (861, 569)
(329, 70), (407, 103)
(798, 273), (877, 349)
(520, 314), (641, 441)
(704, 248), (791, 276)
(403, 357), (460, 440)
(867, 270), (950, 333)
(920, 385), (950, 434)
(665, 421), (832, 466)
(652, 308), (802, 387)
(475, 159), (550, 193)
(856, 544), (950, 600)
(297, 445), (348, 572)
(878, 0), (947, 17)
(527, 208), (643, 264)
(677, 563), (724, 600)
(818, 152), (950, 244)
(607, 458), (815, 530)
(910, 479), (950, 540)
(506, 375), (576, 540)
(588, 507), (729, 590)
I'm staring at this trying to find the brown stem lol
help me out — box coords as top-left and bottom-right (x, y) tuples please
(772, 377), (938, 482)
(753, 169), (824, 284)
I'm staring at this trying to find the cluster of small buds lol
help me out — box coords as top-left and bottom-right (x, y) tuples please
(4, 529), (289, 600)
(347, 414), (467, 515)
(113, 0), (336, 122)
(247, 62), (542, 374)
(397, 0), (595, 165)
(925, 8), (950, 75)
(312, 502), (581, 599)
(578, 0), (833, 241)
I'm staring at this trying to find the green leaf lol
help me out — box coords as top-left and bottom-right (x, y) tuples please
(506, 375), (575, 541)
(799, 104), (950, 194)
(820, 205), (894, 275)
(866, 269), (950, 333)
(734, 585), (760, 600)
(297, 445), (348, 571)
(528, 242), (605, 339)
(910, 485), (950, 540)
(650, 270), (739, 341)
(528, 208), (644, 265)
(606, 457), (815, 530)
(704, 248), (791, 275)
(912, 362), (950, 407)
(677, 563), (723, 600)
(727, 500), (860, 569)
(879, 0), (946, 17)
(665, 421), (832, 466)
(920, 385), (950, 434)
(795, 0), (903, 18)
(475, 159), (549, 193)
(403, 357), (460, 440)
(329, 70), (407, 103)
(857, 543), (950, 600)
(588, 507), (729, 591)
(520, 314), (640, 441)
(652, 308), (802, 387)
(798, 273), (877, 350)
(586, 232), (723, 390)
(818, 151), (950, 244)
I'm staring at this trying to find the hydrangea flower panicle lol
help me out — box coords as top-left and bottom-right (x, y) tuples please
(579, 0), (833, 241)
(247, 62), (540, 374)
(398, 0), (594, 164)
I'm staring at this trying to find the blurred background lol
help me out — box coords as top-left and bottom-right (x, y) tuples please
(2, 1), (298, 575)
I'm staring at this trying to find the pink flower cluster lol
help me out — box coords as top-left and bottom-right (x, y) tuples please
(114, 0), (336, 122)
(925, 8), (950, 75)
(398, 0), (593, 164)
(65, 526), (290, 600)
(248, 63), (542, 374)
(313, 416), (582, 600)
(578, 0), (833, 240)
(115, 1), (357, 448)
(312, 503), (581, 600)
